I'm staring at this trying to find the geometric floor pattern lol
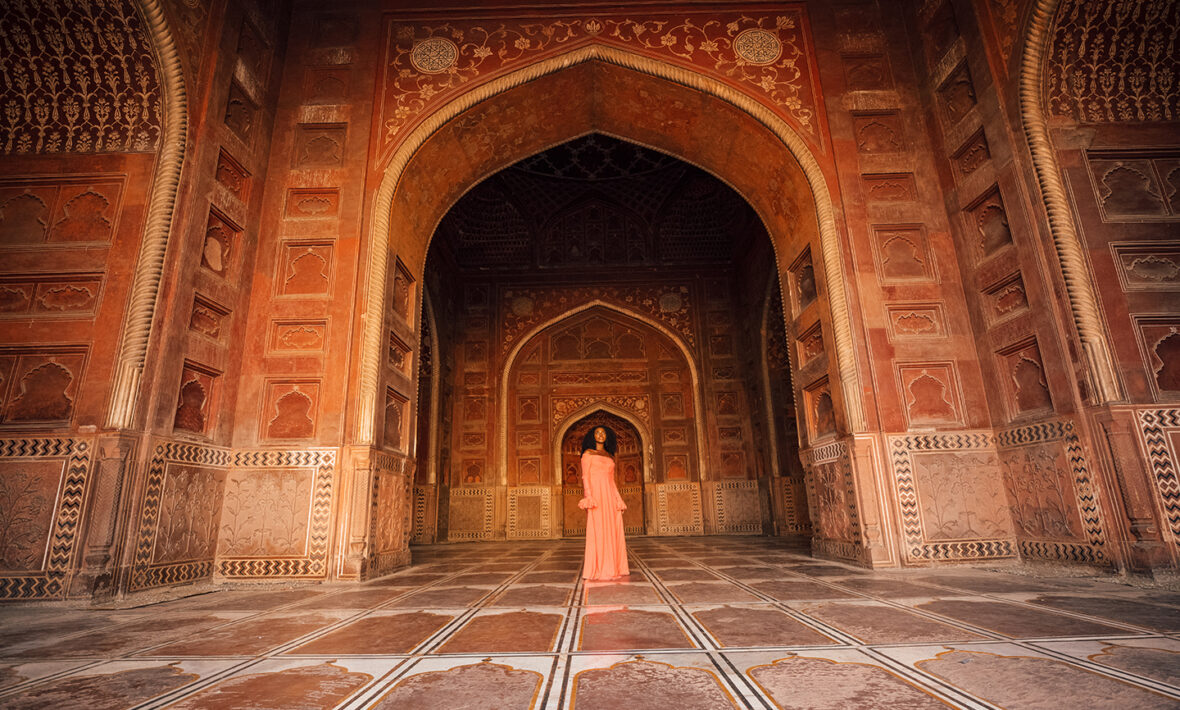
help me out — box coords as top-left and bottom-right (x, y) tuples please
(2, 536), (1179, 708)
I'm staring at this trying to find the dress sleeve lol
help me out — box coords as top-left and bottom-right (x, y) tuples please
(578, 452), (597, 510)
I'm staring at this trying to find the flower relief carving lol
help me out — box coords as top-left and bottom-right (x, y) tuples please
(1000, 445), (1082, 541)
(914, 451), (1011, 541)
(220, 469), (313, 557)
(382, 12), (816, 146)
(0, 462), (59, 571)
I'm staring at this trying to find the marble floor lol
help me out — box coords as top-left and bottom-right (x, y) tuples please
(2, 537), (1179, 709)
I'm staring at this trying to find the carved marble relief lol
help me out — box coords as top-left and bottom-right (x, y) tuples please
(797, 323), (825, 367)
(0, 460), (64, 571)
(219, 469), (313, 557)
(914, 451), (1013, 541)
(263, 381), (319, 440)
(999, 443), (1084, 541)
(152, 464), (226, 565)
(805, 380), (837, 442)
(923, 0), (960, 66)
(873, 225), (935, 283)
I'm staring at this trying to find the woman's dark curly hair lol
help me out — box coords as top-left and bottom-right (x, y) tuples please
(581, 425), (617, 456)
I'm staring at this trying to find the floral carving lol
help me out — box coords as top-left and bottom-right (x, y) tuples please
(1000, 445), (1082, 541)
(219, 470), (312, 557)
(382, 11), (817, 150)
(0, 0), (161, 153)
(153, 465), (225, 564)
(915, 452), (1012, 541)
(0, 466), (57, 571)
(1047, 0), (1180, 122)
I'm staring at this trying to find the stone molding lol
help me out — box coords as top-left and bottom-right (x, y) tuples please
(107, 0), (190, 429)
(1018, 0), (1121, 404)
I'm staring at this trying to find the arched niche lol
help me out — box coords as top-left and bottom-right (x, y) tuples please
(504, 304), (700, 489)
(555, 407), (647, 537)
(359, 49), (867, 450)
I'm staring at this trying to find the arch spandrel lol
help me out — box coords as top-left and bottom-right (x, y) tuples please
(360, 46), (866, 445)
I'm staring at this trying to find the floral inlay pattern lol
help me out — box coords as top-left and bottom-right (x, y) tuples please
(382, 11), (817, 150)
(0, 0), (161, 153)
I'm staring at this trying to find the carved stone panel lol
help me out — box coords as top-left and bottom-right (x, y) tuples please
(1, 350), (86, 425)
(997, 339), (1054, 418)
(655, 481), (703, 535)
(268, 320), (327, 353)
(508, 486), (551, 538)
(981, 272), (1029, 325)
(851, 111), (904, 153)
(897, 363), (963, 427)
(262, 381), (320, 441)
(151, 464), (227, 565)
(285, 189), (340, 220)
(293, 124), (346, 167)
(1135, 318), (1180, 399)
(1112, 243), (1180, 291)
(448, 487), (494, 540)
(709, 480), (762, 533)
(968, 189), (1013, 259)
(173, 363), (218, 436)
(0, 459), (65, 572)
(872, 225), (936, 283)
(862, 173), (917, 202)
(190, 296), (229, 341)
(938, 63), (977, 125)
(278, 242), (333, 296)
(885, 304), (947, 340)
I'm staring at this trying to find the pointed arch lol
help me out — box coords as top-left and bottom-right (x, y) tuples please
(356, 43), (866, 444)
(498, 300), (706, 486)
(553, 403), (653, 484)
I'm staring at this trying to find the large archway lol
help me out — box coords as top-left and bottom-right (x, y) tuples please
(358, 51), (866, 450)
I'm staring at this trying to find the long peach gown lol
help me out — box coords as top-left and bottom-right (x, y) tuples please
(579, 451), (629, 580)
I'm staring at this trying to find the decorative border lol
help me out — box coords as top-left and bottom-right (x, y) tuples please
(1018, 0), (1121, 404)
(655, 481), (703, 535)
(106, 0), (189, 428)
(217, 449), (336, 579)
(709, 480), (763, 533)
(0, 438), (92, 600)
(448, 486), (496, 540)
(996, 418), (1109, 565)
(411, 483), (435, 543)
(507, 486), (553, 538)
(1137, 409), (1180, 548)
(359, 43), (866, 446)
(129, 441), (231, 591)
(888, 432), (1017, 563)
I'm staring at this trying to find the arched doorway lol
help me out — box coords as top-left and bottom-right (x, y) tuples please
(558, 410), (645, 537)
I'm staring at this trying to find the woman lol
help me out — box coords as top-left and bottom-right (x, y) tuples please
(579, 425), (629, 580)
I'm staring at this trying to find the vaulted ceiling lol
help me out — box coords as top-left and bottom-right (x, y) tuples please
(432, 134), (763, 273)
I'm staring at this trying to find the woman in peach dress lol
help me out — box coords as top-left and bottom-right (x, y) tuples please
(578, 426), (629, 580)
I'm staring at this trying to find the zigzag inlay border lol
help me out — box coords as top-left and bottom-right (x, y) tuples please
(711, 480), (762, 534)
(0, 438), (91, 600)
(1138, 409), (1180, 547)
